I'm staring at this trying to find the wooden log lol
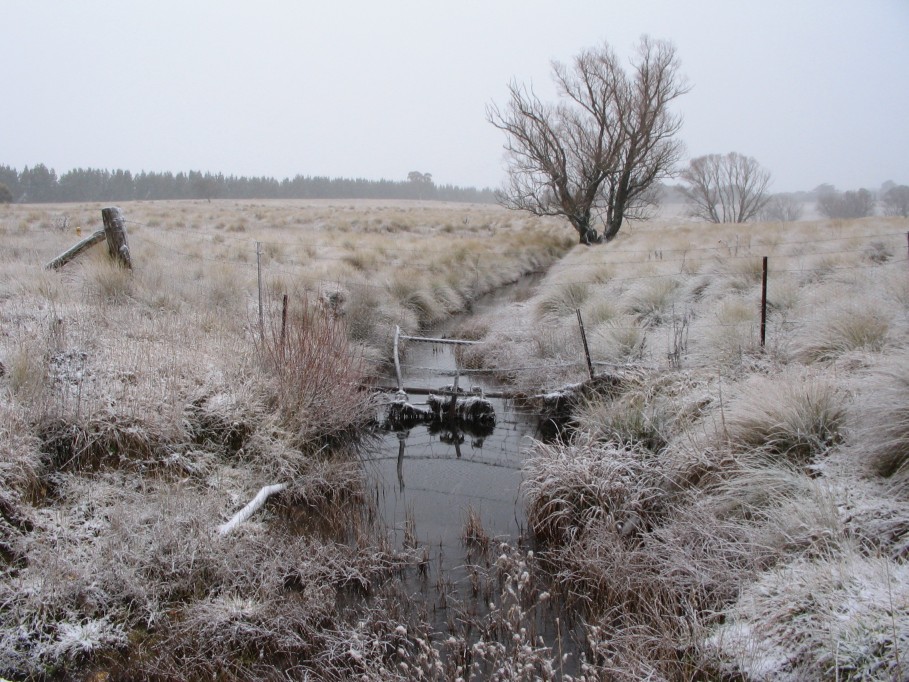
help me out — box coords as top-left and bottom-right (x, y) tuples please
(399, 334), (482, 345)
(45, 229), (105, 270)
(101, 206), (132, 269)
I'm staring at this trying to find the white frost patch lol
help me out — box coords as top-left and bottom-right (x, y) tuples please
(49, 618), (127, 661)
(707, 551), (909, 680)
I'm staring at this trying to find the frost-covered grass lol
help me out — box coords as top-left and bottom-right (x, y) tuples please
(0, 199), (572, 680)
(855, 349), (909, 485)
(2, 203), (909, 679)
(473, 213), (909, 679)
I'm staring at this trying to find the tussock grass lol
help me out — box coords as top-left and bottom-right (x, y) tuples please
(580, 297), (617, 327)
(690, 297), (762, 368)
(535, 280), (590, 319)
(523, 439), (663, 545)
(723, 371), (847, 464)
(708, 549), (909, 680)
(794, 303), (890, 363)
(855, 350), (909, 484)
(574, 390), (670, 453)
(624, 277), (681, 325)
(0, 199), (575, 679)
(3, 203), (907, 678)
(590, 316), (647, 363)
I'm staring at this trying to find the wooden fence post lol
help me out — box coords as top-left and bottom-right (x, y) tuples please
(760, 256), (768, 348)
(280, 293), (289, 356)
(393, 325), (404, 391)
(576, 309), (595, 380)
(100, 207), (132, 268)
(256, 241), (264, 340)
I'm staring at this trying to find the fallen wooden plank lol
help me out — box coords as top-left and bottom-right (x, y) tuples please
(45, 229), (105, 270)
(399, 334), (482, 345)
(373, 384), (522, 399)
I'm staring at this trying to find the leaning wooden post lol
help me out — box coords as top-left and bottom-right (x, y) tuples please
(576, 309), (595, 380)
(45, 229), (106, 270)
(760, 256), (768, 348)
(100, 207), (132, 269)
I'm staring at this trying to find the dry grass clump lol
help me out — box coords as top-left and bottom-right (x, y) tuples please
(84, 258), (135, 304)
(461, 504), (491, 551)
(707, 549), (909, 680)
(573, 390), (670, 454)
(854, 350), (909, 484)
(723, 371), (847, 464)
(589, 316), (647, 363)
(579, 297), (617, 327)
(794, 303), (890, 363)
(712, 254), (765, 292)
(624, 276), (681, 325)
(523, 439), (663, 545)
(535, 281), (590, 319)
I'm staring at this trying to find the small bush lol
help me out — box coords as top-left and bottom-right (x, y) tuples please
(254, 295), (369, 447)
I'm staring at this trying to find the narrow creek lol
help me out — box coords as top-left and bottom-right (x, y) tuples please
(370, 336), (537, 575)
(368, 276), (543, 575)
(358, 274), (583, 667)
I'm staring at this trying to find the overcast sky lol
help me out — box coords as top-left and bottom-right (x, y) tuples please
(3, 1), (907, 193)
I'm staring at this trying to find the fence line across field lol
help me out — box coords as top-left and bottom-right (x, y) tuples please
(71, 210), (909, 387)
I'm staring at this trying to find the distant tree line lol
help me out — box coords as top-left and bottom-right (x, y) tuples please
(0, 164), (496, 204)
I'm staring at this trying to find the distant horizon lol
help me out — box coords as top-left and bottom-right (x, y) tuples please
(2, 160), (901, 200)
(1, 161), (496, 190)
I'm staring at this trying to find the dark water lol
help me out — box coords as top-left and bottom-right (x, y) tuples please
(369, 339), (538, 568)
(367, 275), (547, 571)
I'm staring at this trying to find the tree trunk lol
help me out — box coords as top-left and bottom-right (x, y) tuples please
(603, 188), (628, 242)
(101, 206), (132, 268)
(602, 215), (623, 242)
(572, 216), (601, 245)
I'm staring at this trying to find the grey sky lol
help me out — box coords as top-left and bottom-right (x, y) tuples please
(3, 0), (907, 193)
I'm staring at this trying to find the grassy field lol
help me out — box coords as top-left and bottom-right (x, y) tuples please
(469, 213), (909, 679)
(1, 199), (908, 679)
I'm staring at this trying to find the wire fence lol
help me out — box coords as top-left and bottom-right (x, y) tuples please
(123, 220), (909, 387)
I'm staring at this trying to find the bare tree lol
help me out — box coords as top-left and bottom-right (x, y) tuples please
(881, 185), (909, 218)
(487, 36), (688, 244)
(817, 188), (876, 219)
(761, 193), (804, 222)
(680, 152), (772, 223)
